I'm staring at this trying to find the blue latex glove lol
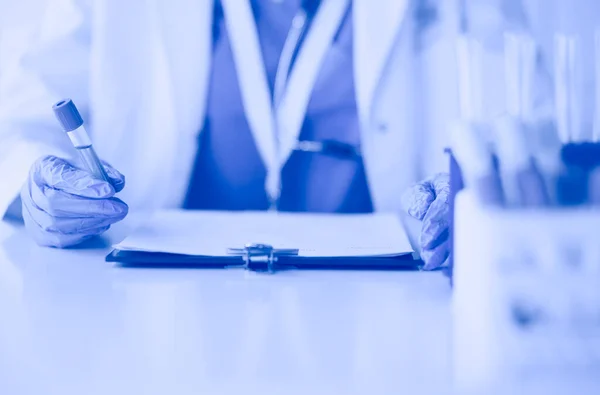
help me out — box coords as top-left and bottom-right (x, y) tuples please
(21, 155), (128, 248)
(402, 173), (450, 270)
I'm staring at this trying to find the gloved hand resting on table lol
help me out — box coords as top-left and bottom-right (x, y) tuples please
(402, 173), (450, 270)
(21, 155), (128, 248)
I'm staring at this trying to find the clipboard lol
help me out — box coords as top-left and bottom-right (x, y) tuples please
(106, 242), (419, 271)
(105, 210), (420, 272)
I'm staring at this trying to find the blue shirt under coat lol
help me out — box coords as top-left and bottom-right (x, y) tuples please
(184, 0), (373, 213)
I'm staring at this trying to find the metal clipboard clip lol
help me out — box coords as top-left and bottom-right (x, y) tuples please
(226, 243), (299, 273)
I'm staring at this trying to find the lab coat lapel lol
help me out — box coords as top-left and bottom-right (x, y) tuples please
(157, 0), (213, 140)
(353, 0), (411, 122)
(92, 0), (203, 209)
(222, 0), (350, 201)
(146, 0), (213, 207)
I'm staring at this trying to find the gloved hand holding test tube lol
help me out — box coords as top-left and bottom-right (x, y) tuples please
(20, 99), (128, 248)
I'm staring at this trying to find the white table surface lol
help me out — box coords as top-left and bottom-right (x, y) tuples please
(0, 214), (454, 395)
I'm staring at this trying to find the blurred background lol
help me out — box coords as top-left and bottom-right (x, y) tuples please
(1, 0), (599, 132)
(0, 0), (45, 97)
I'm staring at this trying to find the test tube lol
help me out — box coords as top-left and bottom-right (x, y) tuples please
(504, 32), (537, 121)
(456, 36), (485, 122)
(554, 34), (583, 142)
(528, 119), (563, 205)
(494, 116), (549, 207)
(454, 36), (504, 205)
(590, 28), (600, 204)
(497, 33), (549, 207)
(593, 28), (600, 142)
(451, 121), (504, 206)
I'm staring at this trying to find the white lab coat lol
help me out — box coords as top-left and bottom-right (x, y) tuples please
(0, 0), (525, 216)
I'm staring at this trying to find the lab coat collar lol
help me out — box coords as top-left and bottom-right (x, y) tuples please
(220, 0), (350, 202)
(353, 0), (411, 122)
(155, 0), (412, 149)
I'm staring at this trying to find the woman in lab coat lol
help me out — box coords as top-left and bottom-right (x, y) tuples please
(0, 0), (526, 269)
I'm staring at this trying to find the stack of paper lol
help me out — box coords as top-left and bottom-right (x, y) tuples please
(114, 210), (413, 257)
